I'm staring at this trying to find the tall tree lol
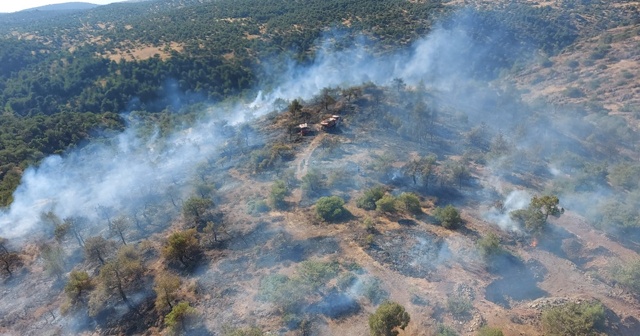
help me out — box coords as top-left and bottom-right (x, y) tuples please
(154, 271), (182, 311)
(162, 229), (201, 267)
(84, 236), (115, 265)
(89, 245), (143, 315)
(182, 196), (214, 227)
(111, 216), (130, 245)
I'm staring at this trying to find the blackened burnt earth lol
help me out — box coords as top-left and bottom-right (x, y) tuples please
(484, 254), (548, 308)
(366, 229), (446, 278)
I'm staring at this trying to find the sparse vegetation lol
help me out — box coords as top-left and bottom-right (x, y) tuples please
(477, 326), (504, 336)
(541, 302), (604, 336)
(447, 293), (473, 317)
(610, 260), (640, 294)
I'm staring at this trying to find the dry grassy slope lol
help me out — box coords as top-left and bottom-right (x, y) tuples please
(200, 101), (640, 336)
(515, 24), (640, 123)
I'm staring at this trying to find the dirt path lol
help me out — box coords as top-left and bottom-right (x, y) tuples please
(288, 132), (326, 204)
(294, 132), (326, 180)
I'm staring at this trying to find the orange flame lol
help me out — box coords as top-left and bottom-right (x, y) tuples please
(530, 238), (538, 248)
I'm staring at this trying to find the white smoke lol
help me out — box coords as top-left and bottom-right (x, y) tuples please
(0, 16), (524, 241)
(484, 190), (531, 232)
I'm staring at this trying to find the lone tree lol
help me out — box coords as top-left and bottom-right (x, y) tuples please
(154, 271), (182, 311)
(433, 205), (463, 230)
(84, 236), (115, 265)
(165, 301), (197, 333)
(89, 245), (143, 315)
(0, 236), (8, 253)
(64, 270), (93, 304)
(369, 301), (410, 336)
(315, 196), (347, 222)
(182, 196), (214, 227)
(0, 249), (21, 278)
(510, 195), (563, 235)
(111, 216), (130, 245)
(163, 229), (201, 267)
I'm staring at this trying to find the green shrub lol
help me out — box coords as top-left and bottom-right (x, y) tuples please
(336, 273), (357, 290)
(397, 192), (421, 214)
(269, 180), (287, 209)
(297, 260), (339, 291)
(477, 326), (504, 336)
(165, 301), (196, 331)
(247, 199), (269, 215)
(356, 186), (385, 210)
(447, 294), (472, 317)
(541, 302), (604, 336)
(436, 325), (458, 336)
(477, 233), (503, 258)
(611, 260), (640, 294)
(363, 278), (389, 305)
(375, 195), (397, 213)
(257, 274), (301, 311)
(433, 205), (463, 229)
(315, 196), (346, 221)
(222, 326), (265, 336)
(368, 301), (410, 336)
(564, 87), (584, 98)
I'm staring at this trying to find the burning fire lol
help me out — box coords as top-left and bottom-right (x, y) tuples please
(530, 238), (538, 248)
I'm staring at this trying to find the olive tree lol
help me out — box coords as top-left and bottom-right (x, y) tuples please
(433, 205), (463, 229)
(315, 196), (346, 222)
(369, 301), (410, 336)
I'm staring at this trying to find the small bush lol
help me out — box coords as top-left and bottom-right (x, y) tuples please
(611, 260), (640, 294)
(397, 192), (421, 214)
(363, 217), (375, 232)
(356, 186), (385, 210)
(433, 205), (463, 230)
(337, 273), (357, 290)
(564, 87), (584, 98)
(477, 233), (503, 258)
(477, 326), (504, 336)
(447, 294), (472, 317)
(269, 180), (288, 209)
(375, 195), (397, 213)
(363, 278), (389, 305)
(436, 325), (458, 336)
(315, 196), (346, 221)
(541, 302), (604, 336)
(222, 326), (265, 336)
(297, 260), (339, 291)
(247, 199), (269, 215)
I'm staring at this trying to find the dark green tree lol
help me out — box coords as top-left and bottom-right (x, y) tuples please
(369, 301), (410, 336)
(315, 196), (346, 222)
(433, 205), (463, 230)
